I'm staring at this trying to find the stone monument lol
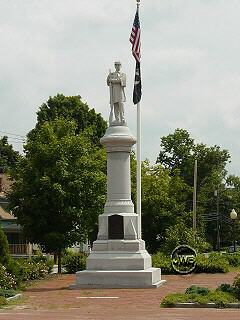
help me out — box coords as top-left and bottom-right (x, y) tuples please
(71, 62), (165, 288)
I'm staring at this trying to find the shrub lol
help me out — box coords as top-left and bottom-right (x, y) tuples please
(31, 255), (46, 263)
(161, 293), (188, 307)
(195, 254), (229, 273)
(152, 252), (174, 274)
(31, 255), (54, 274)
(161, 274), (240, 308)
(0, 228), (11, 267)
(13, 259), (49, 283)
(0, 296), (7, 307)
(0, 289), (17, 298)
(217, 283), (234, 294)
(45, 259), (54, 274)
(0, 264), (17, 290)
(223, 252), (240, 267)
(152, 252), (230, 274)
(62, 252), (87, 273)
(206, 290), (238, 307)
(1, 256), (53, 290)
(162, 222), (211, 255)
(185, 285), (209, 296)
(233, 274), (240, 298)
(161, 290), (238, 308)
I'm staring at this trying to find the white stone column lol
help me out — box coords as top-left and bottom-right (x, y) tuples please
(96, 126), (139, 241)
(101, 125), (135, 215)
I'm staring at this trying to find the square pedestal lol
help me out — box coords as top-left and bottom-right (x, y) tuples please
(70, 239), (166, 289)
(70, 268), (166, 289)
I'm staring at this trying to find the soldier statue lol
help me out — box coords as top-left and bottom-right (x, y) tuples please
(107, 61), (126, 126)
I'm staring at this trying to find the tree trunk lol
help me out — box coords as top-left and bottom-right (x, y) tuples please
(57, 248), (62, 274)
(54, 252), (57, 264)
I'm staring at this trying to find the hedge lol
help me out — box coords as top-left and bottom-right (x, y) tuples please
(152, 251), (230, 274)
(62, 252), (87, 273)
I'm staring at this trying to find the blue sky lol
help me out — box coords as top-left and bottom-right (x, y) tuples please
(0, 0), (240, 175)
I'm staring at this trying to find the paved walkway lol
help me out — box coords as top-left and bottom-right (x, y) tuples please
(0, 272), (240, 319)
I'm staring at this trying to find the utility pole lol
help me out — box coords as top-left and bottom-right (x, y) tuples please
(214, 188), (221, 251)
(230, 209), (238, 252)
(193, 159), (197, 233)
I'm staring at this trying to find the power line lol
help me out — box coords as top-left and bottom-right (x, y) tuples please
(6, 140), (25, 144)
(0, 136), (25, 143)
(0, 130), (25, 138)
(0, 135), (25, 142)
(221, 215), (232, 224)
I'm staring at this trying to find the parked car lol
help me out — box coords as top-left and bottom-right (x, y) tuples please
(228, 244), (240, 253)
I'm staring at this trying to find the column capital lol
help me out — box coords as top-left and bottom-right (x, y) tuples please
(100, 125), (136, 152)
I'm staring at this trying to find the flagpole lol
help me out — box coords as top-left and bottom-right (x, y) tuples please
(137, 101), (141, 239)
(136, 0), (141, 240)
(193, 159), (197, 234)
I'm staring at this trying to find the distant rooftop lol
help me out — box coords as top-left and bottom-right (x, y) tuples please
(0, 174), (15, 221)
(0, 206), (15, 220)
(0, 173), (11, 195)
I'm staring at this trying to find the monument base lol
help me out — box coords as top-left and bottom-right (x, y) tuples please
(70, 268), (165, 289)
(70, 239), (166, 289)
(87, 239), (152, 270)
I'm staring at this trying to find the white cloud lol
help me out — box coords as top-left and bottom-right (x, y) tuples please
(0, 0), (240, 175)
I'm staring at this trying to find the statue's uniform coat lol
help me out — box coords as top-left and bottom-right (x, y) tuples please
(107, 72), (126, 104)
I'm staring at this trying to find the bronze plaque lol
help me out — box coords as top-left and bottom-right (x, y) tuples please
(108, 215), (124, 239)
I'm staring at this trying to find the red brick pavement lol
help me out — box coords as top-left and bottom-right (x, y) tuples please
(0, 272), (240, 319)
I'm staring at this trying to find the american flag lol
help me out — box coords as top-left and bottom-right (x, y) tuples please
(130, 6), (142, 105)
(129, 7), (141, 63)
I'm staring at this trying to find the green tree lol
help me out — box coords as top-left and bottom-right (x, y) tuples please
(29, 94), (107, 145)
(0, 227), (11, 266)
(0, 136), (20, 173)
(156, 129), (233, 250)
(138, 161), (191, 253)
(156, 129), (230, 187)
(9, 118), (106, 273)
(219, 175), (240, 247)
(162, 220), (211, 255)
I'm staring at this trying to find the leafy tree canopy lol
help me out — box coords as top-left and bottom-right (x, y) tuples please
(157, 128), (230, 187)
(0, 136), (20, 173)
(29, 94), (107, 145)
(133, 160), (192, 253)
(0, 226), (11, 266)
(156, 129), (240, 251)
(162, 220), (211, 255)
(9, 118), (106, 271)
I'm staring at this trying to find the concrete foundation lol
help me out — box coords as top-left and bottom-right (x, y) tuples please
(71, 269), (166, 289)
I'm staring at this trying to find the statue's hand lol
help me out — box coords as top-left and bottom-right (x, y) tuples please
(110, 78), (121, 84)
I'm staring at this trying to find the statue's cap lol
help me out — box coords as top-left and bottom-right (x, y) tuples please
(114, 61), (121, 65)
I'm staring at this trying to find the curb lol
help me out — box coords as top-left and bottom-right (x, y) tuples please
(168, 302), (240, 309)
(6, 293), (22, 302)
